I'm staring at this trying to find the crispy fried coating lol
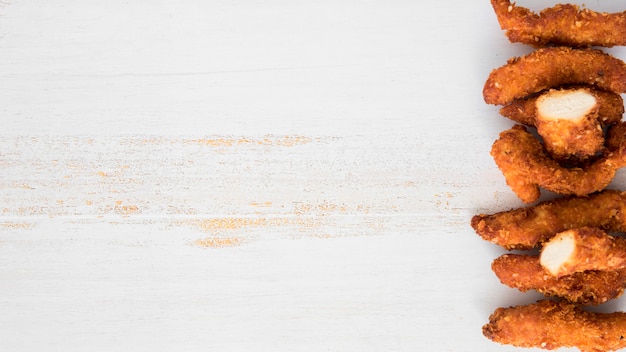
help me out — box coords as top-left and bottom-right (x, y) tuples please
(483, 47), (626, 106)
(483, 299), (626, 352)
(540, 227), (626, 277)
(471, 190), (626, 250)
(500, 87), (625, 127)
(492, 254), (626, 305)
(490, 124), (626, 203)
(607, 120), (626, 151)
(490, 0), (626, 48)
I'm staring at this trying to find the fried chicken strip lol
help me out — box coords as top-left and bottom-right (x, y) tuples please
(500, 87), (625, 127)
(500, 87), (624, 163)
(492, 254), (626, 305)
(483, 300), (626, 352)
(534, 88), (603, 161)
(483, 47), (626, 106)
(471, 190), (626, 250)
(490, 124), (626, 203)
(540, 227), (626, 277)
(490, 0), (626, 48)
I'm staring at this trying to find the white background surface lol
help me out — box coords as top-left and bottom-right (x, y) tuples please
(1, 1), (626, 351)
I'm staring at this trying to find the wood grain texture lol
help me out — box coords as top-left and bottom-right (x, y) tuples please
(1, 0), (625, 351)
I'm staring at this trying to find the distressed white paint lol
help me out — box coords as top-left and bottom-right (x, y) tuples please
(1, 1), (625, 351)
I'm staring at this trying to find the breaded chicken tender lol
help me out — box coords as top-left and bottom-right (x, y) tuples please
(492, 254), (626, 305)
(483, 299), (626, 352)
(500, 87), (625, 127)
(490, 124), (626, 203)
(534, 88), (604, 162)
(540, 227), (626, 277)
(471, 190), (626, 250)
(500, 86), (624, 163)
(483, 47), (626, 106)
(490, 0), (626, 48)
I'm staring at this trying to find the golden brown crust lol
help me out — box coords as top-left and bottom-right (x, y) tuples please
(491, 0), (626, 48)
(607, 121), (626, 151)
(483, 300), (626, 352)
(540, 227), (626, 277)
(471, 190), (626, 250)
(492, 254), (626, 305)
(483, 47), (626, 106)
(490, 124), (626, 203)
(499, 86), (624, 128)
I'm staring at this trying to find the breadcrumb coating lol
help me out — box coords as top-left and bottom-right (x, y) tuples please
(483, 300), (626, 352)
(483, 47), (626, 106)
(490, 124), (626, 203)
(490, 0), (626, 48)
(500, 86), (624, 127)
(492, 253), (626, 305)
(471, 190), (626, 250)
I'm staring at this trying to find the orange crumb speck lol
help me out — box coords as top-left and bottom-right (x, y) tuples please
(114, 203), (140, 216)
(1, 222), (34, 230)
(187, 135), (312, 147)
(293, 201), (355, 216)
(190, 218), (267, 232)
(193, 237), (243, 248)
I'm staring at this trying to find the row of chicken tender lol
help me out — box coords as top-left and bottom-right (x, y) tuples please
(475, 1), (626, 351)
(474, 193), (626, 352)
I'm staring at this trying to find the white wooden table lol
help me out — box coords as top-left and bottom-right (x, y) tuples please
(1, 1), (625, 351)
